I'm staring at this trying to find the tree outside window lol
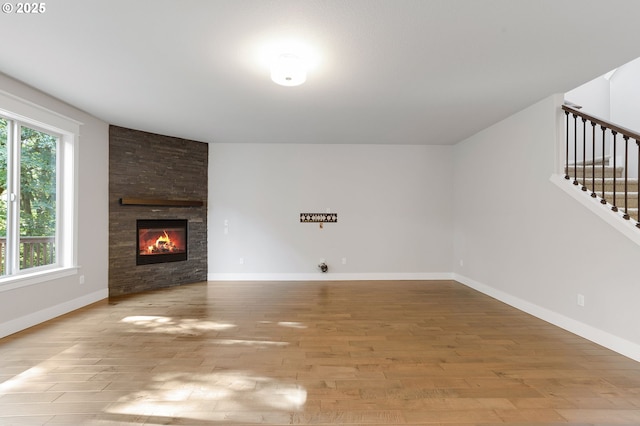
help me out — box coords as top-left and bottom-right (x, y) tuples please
(0, 117), (57, 275)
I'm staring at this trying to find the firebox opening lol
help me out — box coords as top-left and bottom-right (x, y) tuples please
(137, 219), (188, 265)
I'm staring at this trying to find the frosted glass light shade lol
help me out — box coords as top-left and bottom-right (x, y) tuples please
(271, 54), (307, 86)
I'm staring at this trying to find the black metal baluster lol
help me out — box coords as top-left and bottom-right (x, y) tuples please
(612, 131), (618, 212)
(565, 110), (570, 180)
(637, 140), (640, 228)
(601, 126), (607, 204)
(623, 136), (630, 220)
(573, 113), (579, 185)
(582, 118), (587, 191)
(562, 106), (640, 228)
(591, 122), (597, 197)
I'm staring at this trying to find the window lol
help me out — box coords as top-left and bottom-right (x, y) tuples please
(1, 117), (58, 275)
(0, 91), (78, 284)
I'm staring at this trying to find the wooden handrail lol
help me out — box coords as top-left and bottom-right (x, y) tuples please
(562, 104), (640, 141)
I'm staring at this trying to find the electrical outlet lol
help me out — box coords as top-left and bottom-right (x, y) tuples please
(459, 259), (464, 267)
(79, 275), (85, 285)
(577, 294), (585, 307)
(239, 257), (244, 265)
(320, 258), (325, 264)
(342, 257), (347, 265)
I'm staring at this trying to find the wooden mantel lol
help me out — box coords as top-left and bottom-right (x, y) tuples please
(119, 198), (204, 207)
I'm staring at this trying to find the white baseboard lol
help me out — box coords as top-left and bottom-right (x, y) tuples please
(0, 289), (108, 339)
(208, 272), (454, 282)
(454, 273), (640, 363)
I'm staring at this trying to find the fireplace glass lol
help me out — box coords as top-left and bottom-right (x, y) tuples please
(136, 219), (188, 265)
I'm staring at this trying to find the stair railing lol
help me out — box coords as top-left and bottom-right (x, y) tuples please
(563, 104), (640, 227)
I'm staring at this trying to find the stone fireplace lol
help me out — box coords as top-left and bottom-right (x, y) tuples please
(109, 126), (208, 297)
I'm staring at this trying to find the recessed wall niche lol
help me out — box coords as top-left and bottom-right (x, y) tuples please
(108, 125), (208, 297)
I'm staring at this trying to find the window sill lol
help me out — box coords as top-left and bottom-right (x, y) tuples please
(0, 266), (80, 293)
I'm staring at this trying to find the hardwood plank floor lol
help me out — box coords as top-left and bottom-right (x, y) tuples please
(0, 280), (639, 425)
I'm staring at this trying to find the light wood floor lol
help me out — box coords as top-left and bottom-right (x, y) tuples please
(0, 280), (639, 425)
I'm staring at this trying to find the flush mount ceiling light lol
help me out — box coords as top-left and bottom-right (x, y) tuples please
(271, 53), (307, 86)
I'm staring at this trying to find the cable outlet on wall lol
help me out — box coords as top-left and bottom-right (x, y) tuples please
(577, 293), (585, 307)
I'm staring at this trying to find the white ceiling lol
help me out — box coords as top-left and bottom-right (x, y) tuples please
(1, 0), (640, 145)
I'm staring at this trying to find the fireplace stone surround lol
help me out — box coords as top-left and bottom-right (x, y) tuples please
(109, 126), (208, 297)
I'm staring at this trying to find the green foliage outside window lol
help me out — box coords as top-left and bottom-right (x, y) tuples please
(0, 118), (56, 238)
(1, 117), (57, 273)
(19, 126), (57, 238)
(0, 117), (7, 239)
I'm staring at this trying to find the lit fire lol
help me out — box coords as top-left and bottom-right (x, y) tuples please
(145, 230), (179, 254)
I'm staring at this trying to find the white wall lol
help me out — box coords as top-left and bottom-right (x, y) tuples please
(0, 73), (109, 337)
(565, 75), (611, 120)
(208, 143), (453, 280)
(564, 59), (640, 178)
(453, 94), (640, 361)
(564, 73), (612, 167)
(611, 56), (640, 134)
(610, 57), (640, 179)
(566, 56), (640, 135)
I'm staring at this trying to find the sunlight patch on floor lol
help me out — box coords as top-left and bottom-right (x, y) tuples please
(258, 320), (308, 329)
(278, 321), (307, 329)
(0, 345), (85, 393)
(107, 370), (307, 422)
(120, 316), (237, 334)
(0, 366), (46, 393)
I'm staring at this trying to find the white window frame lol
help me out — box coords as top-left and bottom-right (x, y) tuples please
(0, 90), (80, 291)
